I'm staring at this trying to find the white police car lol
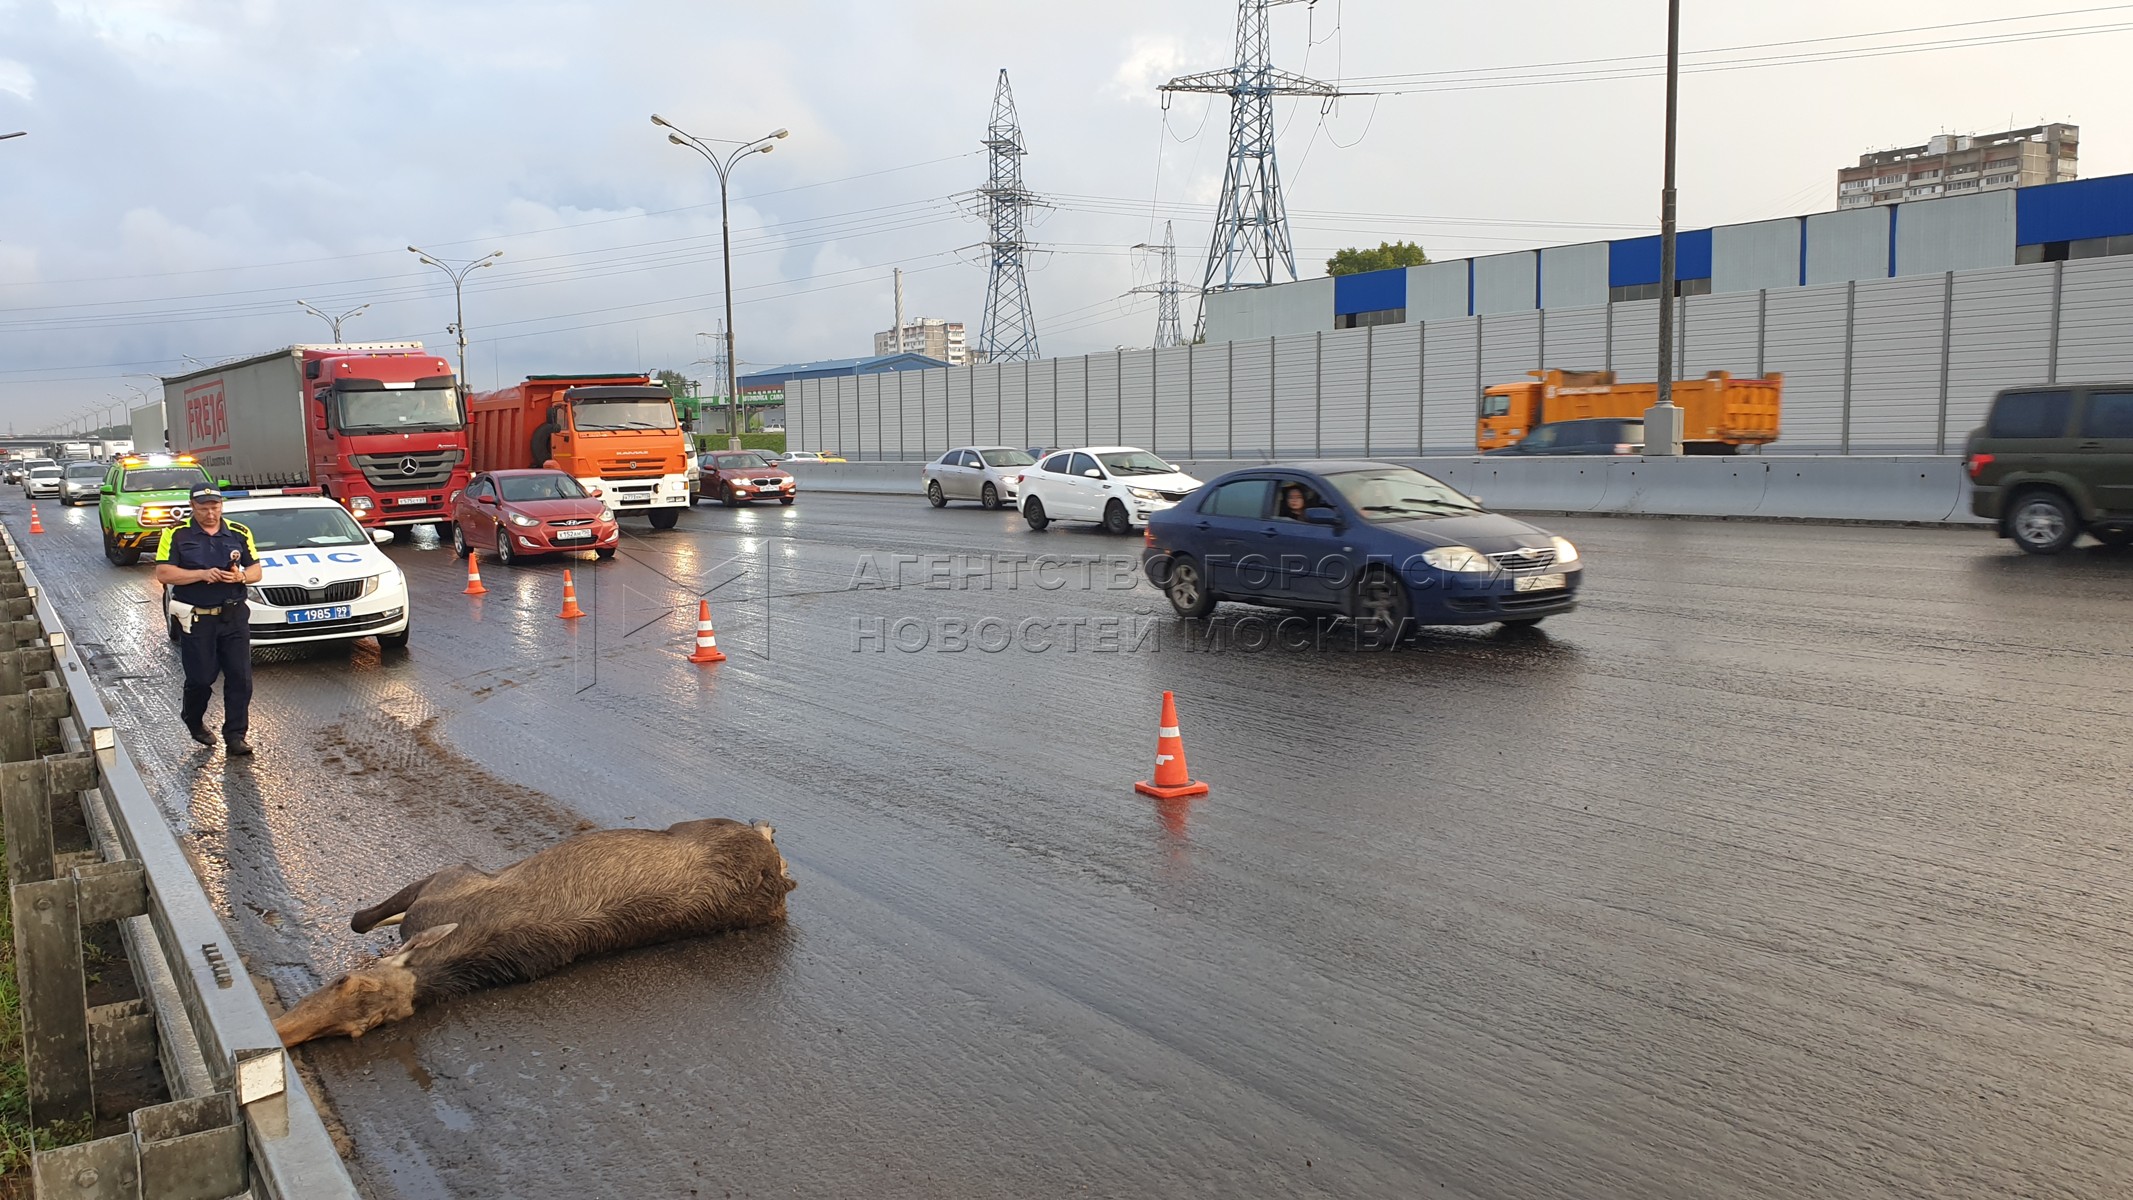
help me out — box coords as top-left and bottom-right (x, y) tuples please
(162, 489), (411, 650)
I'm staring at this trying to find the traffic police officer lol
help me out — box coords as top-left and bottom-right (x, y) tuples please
(153, 484), (262, 755)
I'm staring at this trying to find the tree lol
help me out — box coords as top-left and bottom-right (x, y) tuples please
(1326, 241), (1429, 276)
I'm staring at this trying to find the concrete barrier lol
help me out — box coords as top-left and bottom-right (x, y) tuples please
(1594, 457), (1772, 518)
(791, 455), (1986, 524)
(787, 462), (927, 495)
(1170, 455), (1983, 525)
(1753, 457), (1973, 524)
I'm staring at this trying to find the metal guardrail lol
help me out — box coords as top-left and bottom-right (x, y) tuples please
(0, 526), (358, 1199)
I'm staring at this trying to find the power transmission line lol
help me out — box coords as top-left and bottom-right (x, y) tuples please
(977, 69), (1043, 362)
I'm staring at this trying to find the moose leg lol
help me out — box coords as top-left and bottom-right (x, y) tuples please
(351, 871), (449, 933)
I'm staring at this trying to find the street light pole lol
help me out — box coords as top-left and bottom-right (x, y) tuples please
(407, 246), (502, 394)
(1646, 0), (1686, 456)
(296, 300), (370, 343)
(652, 114), (787, 451)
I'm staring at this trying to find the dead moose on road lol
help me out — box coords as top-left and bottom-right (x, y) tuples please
(275, 817), (798, 1046)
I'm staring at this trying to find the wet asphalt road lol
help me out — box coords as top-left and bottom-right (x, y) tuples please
(8, 490), (2133, 1200)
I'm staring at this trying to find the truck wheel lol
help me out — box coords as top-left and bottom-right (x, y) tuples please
(2009, 489), (2078, 555)
(391, 526), (414, 544)
(649, 508), (680, 531)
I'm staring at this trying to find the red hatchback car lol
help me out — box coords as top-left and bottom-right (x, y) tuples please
(450, 469), (619, 564)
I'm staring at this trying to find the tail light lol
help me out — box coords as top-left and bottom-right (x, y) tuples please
(1143, 526), (1157, 547)
(1016, 473), (1026, 485)
(1966, 453), (1994, 479)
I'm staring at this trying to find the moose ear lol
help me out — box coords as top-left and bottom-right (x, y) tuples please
(382, 923), (459, 965)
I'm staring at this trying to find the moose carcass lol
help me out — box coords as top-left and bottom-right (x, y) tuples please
(275, 818), (795, 1047)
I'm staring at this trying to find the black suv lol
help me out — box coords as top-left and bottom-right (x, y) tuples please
(1966, 384), (2133, 554)
(1485, 417), (1646, 456)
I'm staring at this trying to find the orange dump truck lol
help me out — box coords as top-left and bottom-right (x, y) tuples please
(466, 374), (692, 529)
(1477, 369), (1782, 453)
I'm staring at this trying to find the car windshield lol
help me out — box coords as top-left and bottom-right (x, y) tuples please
(981, 449), (1035, 467)
(1096, 450), (1174, 476)
(235, 505), (368, 550)
(121, 467), (211, 491)
(65, 464), (103, 479)
(712, 453), (770, 470)
(30, 467), (60, 478)
(496, 474), (588, 502)
(337, 386), (464, 433)
(1322, 468), (1485, 520)
(573, 399), (677, 431)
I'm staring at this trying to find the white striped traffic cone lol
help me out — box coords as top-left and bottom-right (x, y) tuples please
(687, 600), (726, 664)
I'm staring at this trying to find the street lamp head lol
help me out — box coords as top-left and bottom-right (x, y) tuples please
(772, 129), (790, 139)
(757, 144), (774, 155)
(668, 133), (687, 146)
(650, 114), (669, 128)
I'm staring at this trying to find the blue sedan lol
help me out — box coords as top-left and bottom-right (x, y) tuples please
(1140, 461), (1582, 637)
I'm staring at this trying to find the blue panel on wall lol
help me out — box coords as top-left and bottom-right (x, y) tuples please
(1609, 229), (1711, 287)
(2017, 174), (2133, 245)
(1332, 267), (1407, 315)
(1679, 229), (1712, 280)
(1610, 236), (1658, 287)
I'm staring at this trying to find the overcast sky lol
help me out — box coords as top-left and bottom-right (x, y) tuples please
(0, 0), (2124, 433)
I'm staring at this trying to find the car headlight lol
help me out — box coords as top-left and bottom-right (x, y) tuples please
(359, 573), (384, 597)
(1422, 545), (1492, 573)
(1128, 487), (1164, 501)
(113, 503), (139, 517)
(1550, 535), (1579, 565)
(600, 507), (616, 521)
(246, 585), (269, 604)
(508, 512), (541, 528)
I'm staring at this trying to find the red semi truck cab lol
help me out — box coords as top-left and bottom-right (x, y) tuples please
(166, 343), (472, 533)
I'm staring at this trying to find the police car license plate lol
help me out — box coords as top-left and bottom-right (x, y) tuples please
(1513, 573), (1567, 593)
(555, 530), (593, 542)
(286, 605), (352, 624)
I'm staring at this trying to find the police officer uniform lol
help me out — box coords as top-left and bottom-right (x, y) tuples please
(154, 486), (260, 754)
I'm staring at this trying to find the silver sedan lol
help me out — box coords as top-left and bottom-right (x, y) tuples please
(923, 446), (1037, 510)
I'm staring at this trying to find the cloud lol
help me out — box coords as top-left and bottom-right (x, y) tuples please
(1108, 35), (1189, 105)
(0, 59), (32, 102)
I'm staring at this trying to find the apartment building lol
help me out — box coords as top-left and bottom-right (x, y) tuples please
(874, 318), (970, 366)
(1838, 123), (2077, 209)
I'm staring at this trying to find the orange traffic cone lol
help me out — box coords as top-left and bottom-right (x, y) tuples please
(27, 507), (42, 535)
(463, 551), (487, 596)
(686, 600), (726, 664)
(557, 569), (585, 620)
(1134, 691), (1210, 800)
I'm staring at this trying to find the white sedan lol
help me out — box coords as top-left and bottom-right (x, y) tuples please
(1015, 446), (1203, 534)
(163, 490), (411, 650)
